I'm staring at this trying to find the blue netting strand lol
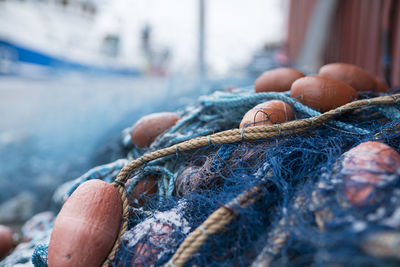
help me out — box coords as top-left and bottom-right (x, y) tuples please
(200, 91), (291, 108)
(126, 165), (176, 201)
(378, 106), (400, 120)
(210, 144), (237, 173)
(32, 244), (48, 267)
(168, 107), (204, 134)
(171, 129), (213, 144)
(66, 159), (128, 197)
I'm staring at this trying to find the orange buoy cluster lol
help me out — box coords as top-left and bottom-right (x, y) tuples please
(245, 63), (390, 124)
(45, 64), (394, 266)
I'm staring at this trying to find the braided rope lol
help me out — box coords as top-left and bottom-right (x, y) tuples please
(104, 93), (400, 265)
(250, 218), (289, 266)
(167, 185), (264, 267)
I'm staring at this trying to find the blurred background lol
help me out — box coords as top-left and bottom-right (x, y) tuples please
(0, 0), (400, 228)
(0, 0), (286, 226)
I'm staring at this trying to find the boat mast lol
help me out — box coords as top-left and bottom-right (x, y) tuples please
(198, 0), (206, 78)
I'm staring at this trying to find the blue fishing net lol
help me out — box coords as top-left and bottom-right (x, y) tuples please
(27, 87), (400, 267)
(32, 244), (49, 267)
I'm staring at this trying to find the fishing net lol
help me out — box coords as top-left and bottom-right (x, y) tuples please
(25, 86), (400, 267)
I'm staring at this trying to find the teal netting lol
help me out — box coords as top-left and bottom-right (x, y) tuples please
(30, 87), (400, 267)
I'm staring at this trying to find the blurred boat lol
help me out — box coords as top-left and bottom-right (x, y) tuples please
(0, 0), (157, 76)
(0, 38), (141, 76)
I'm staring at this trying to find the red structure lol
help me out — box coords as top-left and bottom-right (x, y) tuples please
(286, 0), (400, 87)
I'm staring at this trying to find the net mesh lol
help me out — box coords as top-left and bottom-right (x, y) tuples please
(27, 87), (400, 267)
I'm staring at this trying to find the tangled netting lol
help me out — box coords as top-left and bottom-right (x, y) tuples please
(31, 87), (400, 267)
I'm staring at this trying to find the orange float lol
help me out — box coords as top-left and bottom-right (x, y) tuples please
(48, 180), (122, 267)
(240, 100), (294, 128)
(254, 67), (305, 93)
(339, 141), (400, 206)
(0, 225), (13, 259)
(290, 76), (357, 112)
(131, 112), (180, 148)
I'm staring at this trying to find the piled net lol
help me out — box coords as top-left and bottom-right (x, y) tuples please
(30, 87), (400, 267)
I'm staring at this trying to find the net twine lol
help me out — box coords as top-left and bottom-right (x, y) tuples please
(103, 93), (400, 266)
